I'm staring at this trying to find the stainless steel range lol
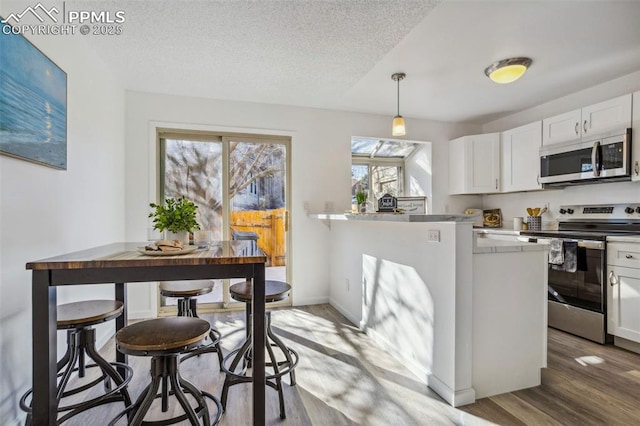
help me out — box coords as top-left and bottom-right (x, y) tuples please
(520, 203), (640, 343)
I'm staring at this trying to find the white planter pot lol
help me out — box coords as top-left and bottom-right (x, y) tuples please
(165, 231), (189, 245)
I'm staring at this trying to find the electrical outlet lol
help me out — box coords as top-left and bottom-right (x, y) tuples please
(427, 230), (440, 242)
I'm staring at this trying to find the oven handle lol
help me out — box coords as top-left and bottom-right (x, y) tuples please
(517, 236), (605, 250)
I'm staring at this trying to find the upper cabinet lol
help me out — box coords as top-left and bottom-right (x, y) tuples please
(501, 121), (542, 192)
(633, 91), (640, 182)
(449, 133), (500, 195)
(542, 94), (632, 145)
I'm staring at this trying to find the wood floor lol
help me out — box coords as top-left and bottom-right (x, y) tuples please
(60, 304), (640, 425)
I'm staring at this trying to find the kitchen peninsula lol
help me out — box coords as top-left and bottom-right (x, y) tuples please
(312, 213), (548, 406)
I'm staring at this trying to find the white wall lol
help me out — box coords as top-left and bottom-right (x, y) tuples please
(0, 1), (125, 423)
(328, 219), (474, 406)
(480, 71), (640, 226)
(124, 91), (480, 315)
(405, 143), (433, 213)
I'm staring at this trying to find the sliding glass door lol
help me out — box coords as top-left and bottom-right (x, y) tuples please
(158, 130), (290, 312)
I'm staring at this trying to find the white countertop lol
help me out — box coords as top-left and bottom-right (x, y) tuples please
(309, 213), (475, 223)
(607, 235), (640, 243)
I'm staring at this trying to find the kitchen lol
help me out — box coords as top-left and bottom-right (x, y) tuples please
(2, 0), (640, 425)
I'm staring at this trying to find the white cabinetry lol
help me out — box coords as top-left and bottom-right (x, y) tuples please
(449, 133), (500, 195)
(542, 94), (632, 145)
(501, 121), (542, 192)
(608, 242), (640, 342)
(632, 91), (640, 182)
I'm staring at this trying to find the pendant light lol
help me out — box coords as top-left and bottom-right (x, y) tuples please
(391, 72), (406, 136)
(484, 57), (532, 84)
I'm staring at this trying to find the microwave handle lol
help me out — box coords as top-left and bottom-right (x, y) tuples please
(591, 141), (601, 176)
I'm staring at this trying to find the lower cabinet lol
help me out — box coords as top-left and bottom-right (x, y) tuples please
(608, 242), (640, 342)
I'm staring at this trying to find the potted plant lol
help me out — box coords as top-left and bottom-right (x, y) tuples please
(149, 197), (200, 244)
(355, 190), (367, 213)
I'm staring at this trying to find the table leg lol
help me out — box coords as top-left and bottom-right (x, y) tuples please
(252, 264), (266, 425)
(115, 283), (128, 373)
(31, 270), (57, 425)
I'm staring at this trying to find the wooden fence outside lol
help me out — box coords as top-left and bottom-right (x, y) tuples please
(230, 207), (286, 266)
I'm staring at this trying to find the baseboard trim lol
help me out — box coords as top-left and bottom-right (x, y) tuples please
(293, 296), (329, 306)
(328, 298), (360, 326)
(427, 374), (476, 407)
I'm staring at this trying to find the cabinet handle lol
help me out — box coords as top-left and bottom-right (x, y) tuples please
(575, 122), (579, 135)
(626, 254), (634, 259)
(495, 179), (498, 190)
(537, 174), (540, 185)
(583, 120), (588, 134)
(635, 161), (639, 176)
(609, 271), (618, 286)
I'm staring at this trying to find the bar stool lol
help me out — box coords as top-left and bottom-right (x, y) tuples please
(19, 300), (133, 425)
(110, 317), (222, 426)
(159, 280), (224, 367)
(220, 280), (298, 420)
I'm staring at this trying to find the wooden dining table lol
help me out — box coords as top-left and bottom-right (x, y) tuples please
(26, 241), (267, 425)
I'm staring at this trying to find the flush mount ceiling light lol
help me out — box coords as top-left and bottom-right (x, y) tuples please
(484, 57), (532, 84)
(391, 72), (406, 136)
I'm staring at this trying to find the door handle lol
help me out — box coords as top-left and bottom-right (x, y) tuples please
(609, 271), (618, 286)
(591, 141), (601, 177)
(583, 119), (588, 134)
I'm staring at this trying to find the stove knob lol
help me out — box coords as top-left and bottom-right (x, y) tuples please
(559, 208), (567, 214)
(625, 207), (634, 214)
(567, 208), (574, 214)
(636, 207), (640, 214)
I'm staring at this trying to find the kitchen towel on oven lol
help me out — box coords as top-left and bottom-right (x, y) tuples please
(551, 241), (578, 272)
(548, 239), (564, 265)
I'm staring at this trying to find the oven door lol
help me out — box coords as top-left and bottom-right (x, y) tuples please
(547, 241), (605, 314)
(539, 128), (630, 185)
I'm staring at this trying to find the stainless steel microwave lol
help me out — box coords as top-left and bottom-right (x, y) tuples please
(539, 128), (632, 187)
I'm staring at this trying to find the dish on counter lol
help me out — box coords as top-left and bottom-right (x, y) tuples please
(137, 246), (198, 256)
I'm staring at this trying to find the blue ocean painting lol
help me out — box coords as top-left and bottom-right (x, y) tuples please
(0, 22), (67, 169)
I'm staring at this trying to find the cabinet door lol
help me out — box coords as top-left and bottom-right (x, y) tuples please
(542, 109), (581, 145)
(501, 121), (542, 192)
(632, 91), (640, 182)
(468, 133), (500, 194)
(582, 94), (632, 137)
(608, 265), (640, 342)
(448, 136), (467, 195)
(448, 133), (500, 194)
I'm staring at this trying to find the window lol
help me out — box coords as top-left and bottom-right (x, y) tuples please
(351, 136), (420, 205)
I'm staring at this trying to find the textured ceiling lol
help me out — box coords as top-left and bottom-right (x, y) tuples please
(81, 0), (439, 111)
(77, 0), (640, 124)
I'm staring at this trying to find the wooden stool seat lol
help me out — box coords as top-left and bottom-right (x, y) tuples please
(116, 317), (211, 356)
(111, 317), (222, 425)
(159, 280), (224, 368)
(159, 280), (214, 298)
(229, 280), (291, 304)
(57, 300), (123, 329)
